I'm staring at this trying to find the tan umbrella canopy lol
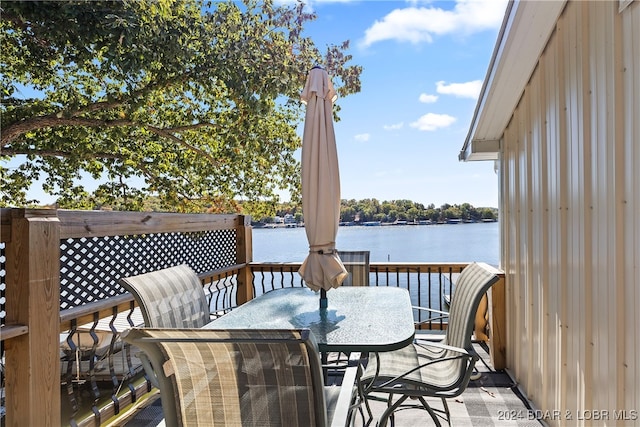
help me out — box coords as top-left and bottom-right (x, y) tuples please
(298, 67), (348, 306)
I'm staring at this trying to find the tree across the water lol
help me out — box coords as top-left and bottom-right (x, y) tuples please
(262, 199), (498, 224)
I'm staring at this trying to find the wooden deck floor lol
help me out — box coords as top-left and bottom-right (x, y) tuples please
(106, 342), (544, 427)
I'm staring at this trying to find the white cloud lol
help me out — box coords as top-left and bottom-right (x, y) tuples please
(419, 93), (438, 103)
(354, 133), (370, 142)
(383, 122), (404, 131)
(361, 0), (507, 47)
(436, 80), (482, 99)
(410, 113), (456, 131)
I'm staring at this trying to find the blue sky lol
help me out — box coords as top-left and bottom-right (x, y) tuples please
(9, 0), (507, 209)
(293, 0), (508, 208)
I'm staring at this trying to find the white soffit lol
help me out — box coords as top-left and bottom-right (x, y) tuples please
(619, 0), (634, 13)
(460, 0), (567, 161)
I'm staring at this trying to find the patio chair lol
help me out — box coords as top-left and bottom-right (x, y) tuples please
(121, 328), (361, 427)
(360, 262), (500, 427)
(118, 264), (213, 387)
(325, 251), (370, 375)
(337, 251), (370, 286)
(118, 264), (211, 329)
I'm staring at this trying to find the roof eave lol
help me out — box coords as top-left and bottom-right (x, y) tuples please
(460, 0), (567, 162)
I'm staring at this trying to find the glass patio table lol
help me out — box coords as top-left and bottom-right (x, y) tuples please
(203, 286), (415, 353)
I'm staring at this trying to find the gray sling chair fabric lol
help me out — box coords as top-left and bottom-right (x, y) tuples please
(121, 328), (361, 427)
(119, 264), (211, 329)
(337, 251), (370, 286)
(118, 264), (212, 387)
(360, 262), (500, 427)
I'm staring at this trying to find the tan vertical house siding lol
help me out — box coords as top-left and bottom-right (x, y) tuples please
(499, 1), (639, 425)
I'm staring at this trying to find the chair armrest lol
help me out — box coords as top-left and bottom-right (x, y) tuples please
(135, 351), (160, 389)
(375, 344), (478, 391)
(413, 306), (449, 327)
(414, 340), (471, 355)
(413, 306), (448, 317)
(330, 352), (362, 427)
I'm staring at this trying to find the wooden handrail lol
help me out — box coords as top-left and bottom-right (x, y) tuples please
(59, 294), (135, 331)
(0, 324), (29, 341)
(57, 210), (243, 238)
(249, 261), (470, 270)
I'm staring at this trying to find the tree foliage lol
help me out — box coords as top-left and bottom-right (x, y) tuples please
(339, 199), (498, 223)
(256, 199), (498, 224)
(1, 0), (362, 216)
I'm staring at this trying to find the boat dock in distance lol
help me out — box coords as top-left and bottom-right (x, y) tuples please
(339, 219), (496, 226)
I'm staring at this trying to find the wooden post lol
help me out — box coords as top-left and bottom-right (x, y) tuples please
(4, 209), (61, 426)
(474, 294), (490, 342)
(488, 274), (507, 370)
(235, 215), (254, 305)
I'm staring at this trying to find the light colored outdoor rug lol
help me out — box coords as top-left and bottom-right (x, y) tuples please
(357, 370), (543, 427)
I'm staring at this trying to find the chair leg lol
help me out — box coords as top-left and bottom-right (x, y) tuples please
(356, 371), (374, 426)
(378, 394), (409, 427)
(378, 394), (444, 427)
(321, 351), (328, 383)
(441, 397), (451, 426)
(417, 396), (442, 427)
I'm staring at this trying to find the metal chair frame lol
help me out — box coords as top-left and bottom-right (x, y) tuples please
(360, 262), (500, 427)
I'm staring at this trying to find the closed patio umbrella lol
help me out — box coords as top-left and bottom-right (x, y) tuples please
(298, 67), (348, 307)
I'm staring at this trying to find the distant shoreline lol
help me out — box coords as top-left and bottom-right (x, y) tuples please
(252, 218), (498, 229)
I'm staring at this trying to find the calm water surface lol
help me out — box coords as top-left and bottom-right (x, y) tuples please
(252, 222), (499, 266)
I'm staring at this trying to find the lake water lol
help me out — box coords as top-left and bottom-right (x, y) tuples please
(252, 222), (500, 266)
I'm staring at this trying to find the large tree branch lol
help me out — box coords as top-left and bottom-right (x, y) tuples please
(68, 66), (213, 117)
(69, 76), (178, 117)
(0, 148), (125, 160)
(2, 116), (220, 167)
(1, 115), (128, 146)
(2, 66), (213, 146)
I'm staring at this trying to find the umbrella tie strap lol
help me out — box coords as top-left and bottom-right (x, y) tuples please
(310, 247), (337, 255)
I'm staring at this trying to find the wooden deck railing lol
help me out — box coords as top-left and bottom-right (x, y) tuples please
(0, 208), (253, 427)
(0, 208), (504, 427)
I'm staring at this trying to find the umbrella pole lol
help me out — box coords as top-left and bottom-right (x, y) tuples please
(320, 288), (328, 309)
